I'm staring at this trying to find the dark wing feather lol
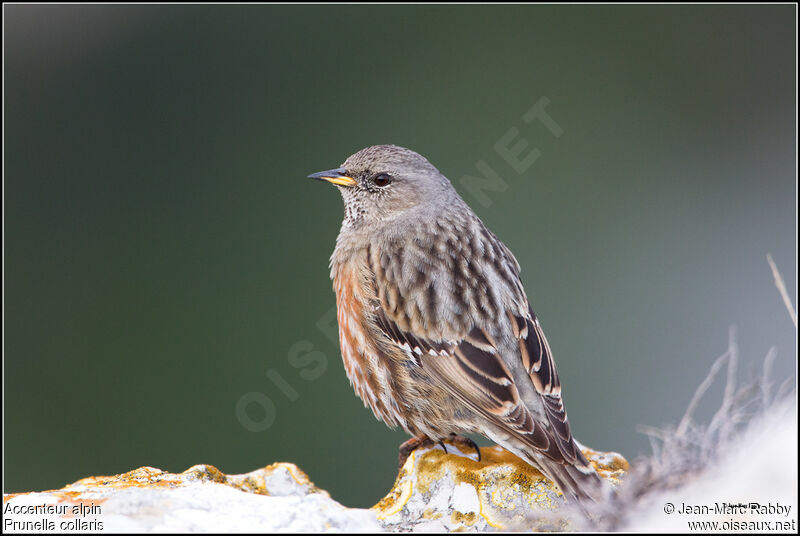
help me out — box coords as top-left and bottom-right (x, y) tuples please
(374, 309), (552, 452)
(514, 306), (589, 466)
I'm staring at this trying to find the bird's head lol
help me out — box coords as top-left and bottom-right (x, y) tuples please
(308, 145), (457, 228)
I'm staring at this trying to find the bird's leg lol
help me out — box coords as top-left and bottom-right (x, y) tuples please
(397, 435), (435, 469)
(448, 433), (482, 462)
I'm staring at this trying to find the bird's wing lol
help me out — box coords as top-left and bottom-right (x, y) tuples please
(508, 305), (587, 465)
(373, 302), (585, 466)
(364, 218), (588, 467)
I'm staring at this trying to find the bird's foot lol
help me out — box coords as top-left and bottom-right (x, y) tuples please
(397, 435), (435, 469)
(398, 434), (482, 469)
(448, 433), (482, 462)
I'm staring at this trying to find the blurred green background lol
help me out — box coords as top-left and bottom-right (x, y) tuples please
(4, 5), (796, 507)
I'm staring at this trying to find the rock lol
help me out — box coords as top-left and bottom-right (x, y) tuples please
(374, 440), (628, 531)
(3, 463), (381, 532)
(3, 443), (627, 532)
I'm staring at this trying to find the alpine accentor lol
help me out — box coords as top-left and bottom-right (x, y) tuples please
(309, 144), (605, 502)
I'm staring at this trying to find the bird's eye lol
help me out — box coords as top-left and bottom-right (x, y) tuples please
(372, 173), (392, 187)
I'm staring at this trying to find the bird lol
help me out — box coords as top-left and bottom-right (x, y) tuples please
(308, 144), (606, 503)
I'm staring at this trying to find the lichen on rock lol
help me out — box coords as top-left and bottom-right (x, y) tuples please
(3, 443), (627, 532)
(3, 463), (381, 532)
(373, 439), (628, 531)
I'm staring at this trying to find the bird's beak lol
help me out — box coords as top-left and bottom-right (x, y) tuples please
(307, 167), (357, 187)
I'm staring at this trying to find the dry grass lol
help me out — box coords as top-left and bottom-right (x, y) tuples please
(571, 258), (798, 530)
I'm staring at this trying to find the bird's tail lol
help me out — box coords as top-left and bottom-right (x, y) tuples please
(487, 428), (614, 506)
(496, 433), (615, 508)
(536, 456), (612, 505)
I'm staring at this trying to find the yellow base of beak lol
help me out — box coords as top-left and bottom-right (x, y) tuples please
(322, 176), (357, 187)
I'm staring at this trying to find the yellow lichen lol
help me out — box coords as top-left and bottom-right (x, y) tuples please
(5, 462), (326, 509)
(373, 450), (416, 519)
(372, 439), (629, 530)
(422, 508), (442, 520)
(451, 511), (478, 526)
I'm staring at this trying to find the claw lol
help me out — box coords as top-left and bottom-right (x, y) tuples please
(449, 433), (482, 462)
(398, 434), (482, 469)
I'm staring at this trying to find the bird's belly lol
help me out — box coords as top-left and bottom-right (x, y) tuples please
(334, 263), (403, 429)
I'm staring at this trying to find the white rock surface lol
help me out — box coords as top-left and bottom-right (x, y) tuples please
(3, 464), (381, 533)
(3, 443), (628, 533)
